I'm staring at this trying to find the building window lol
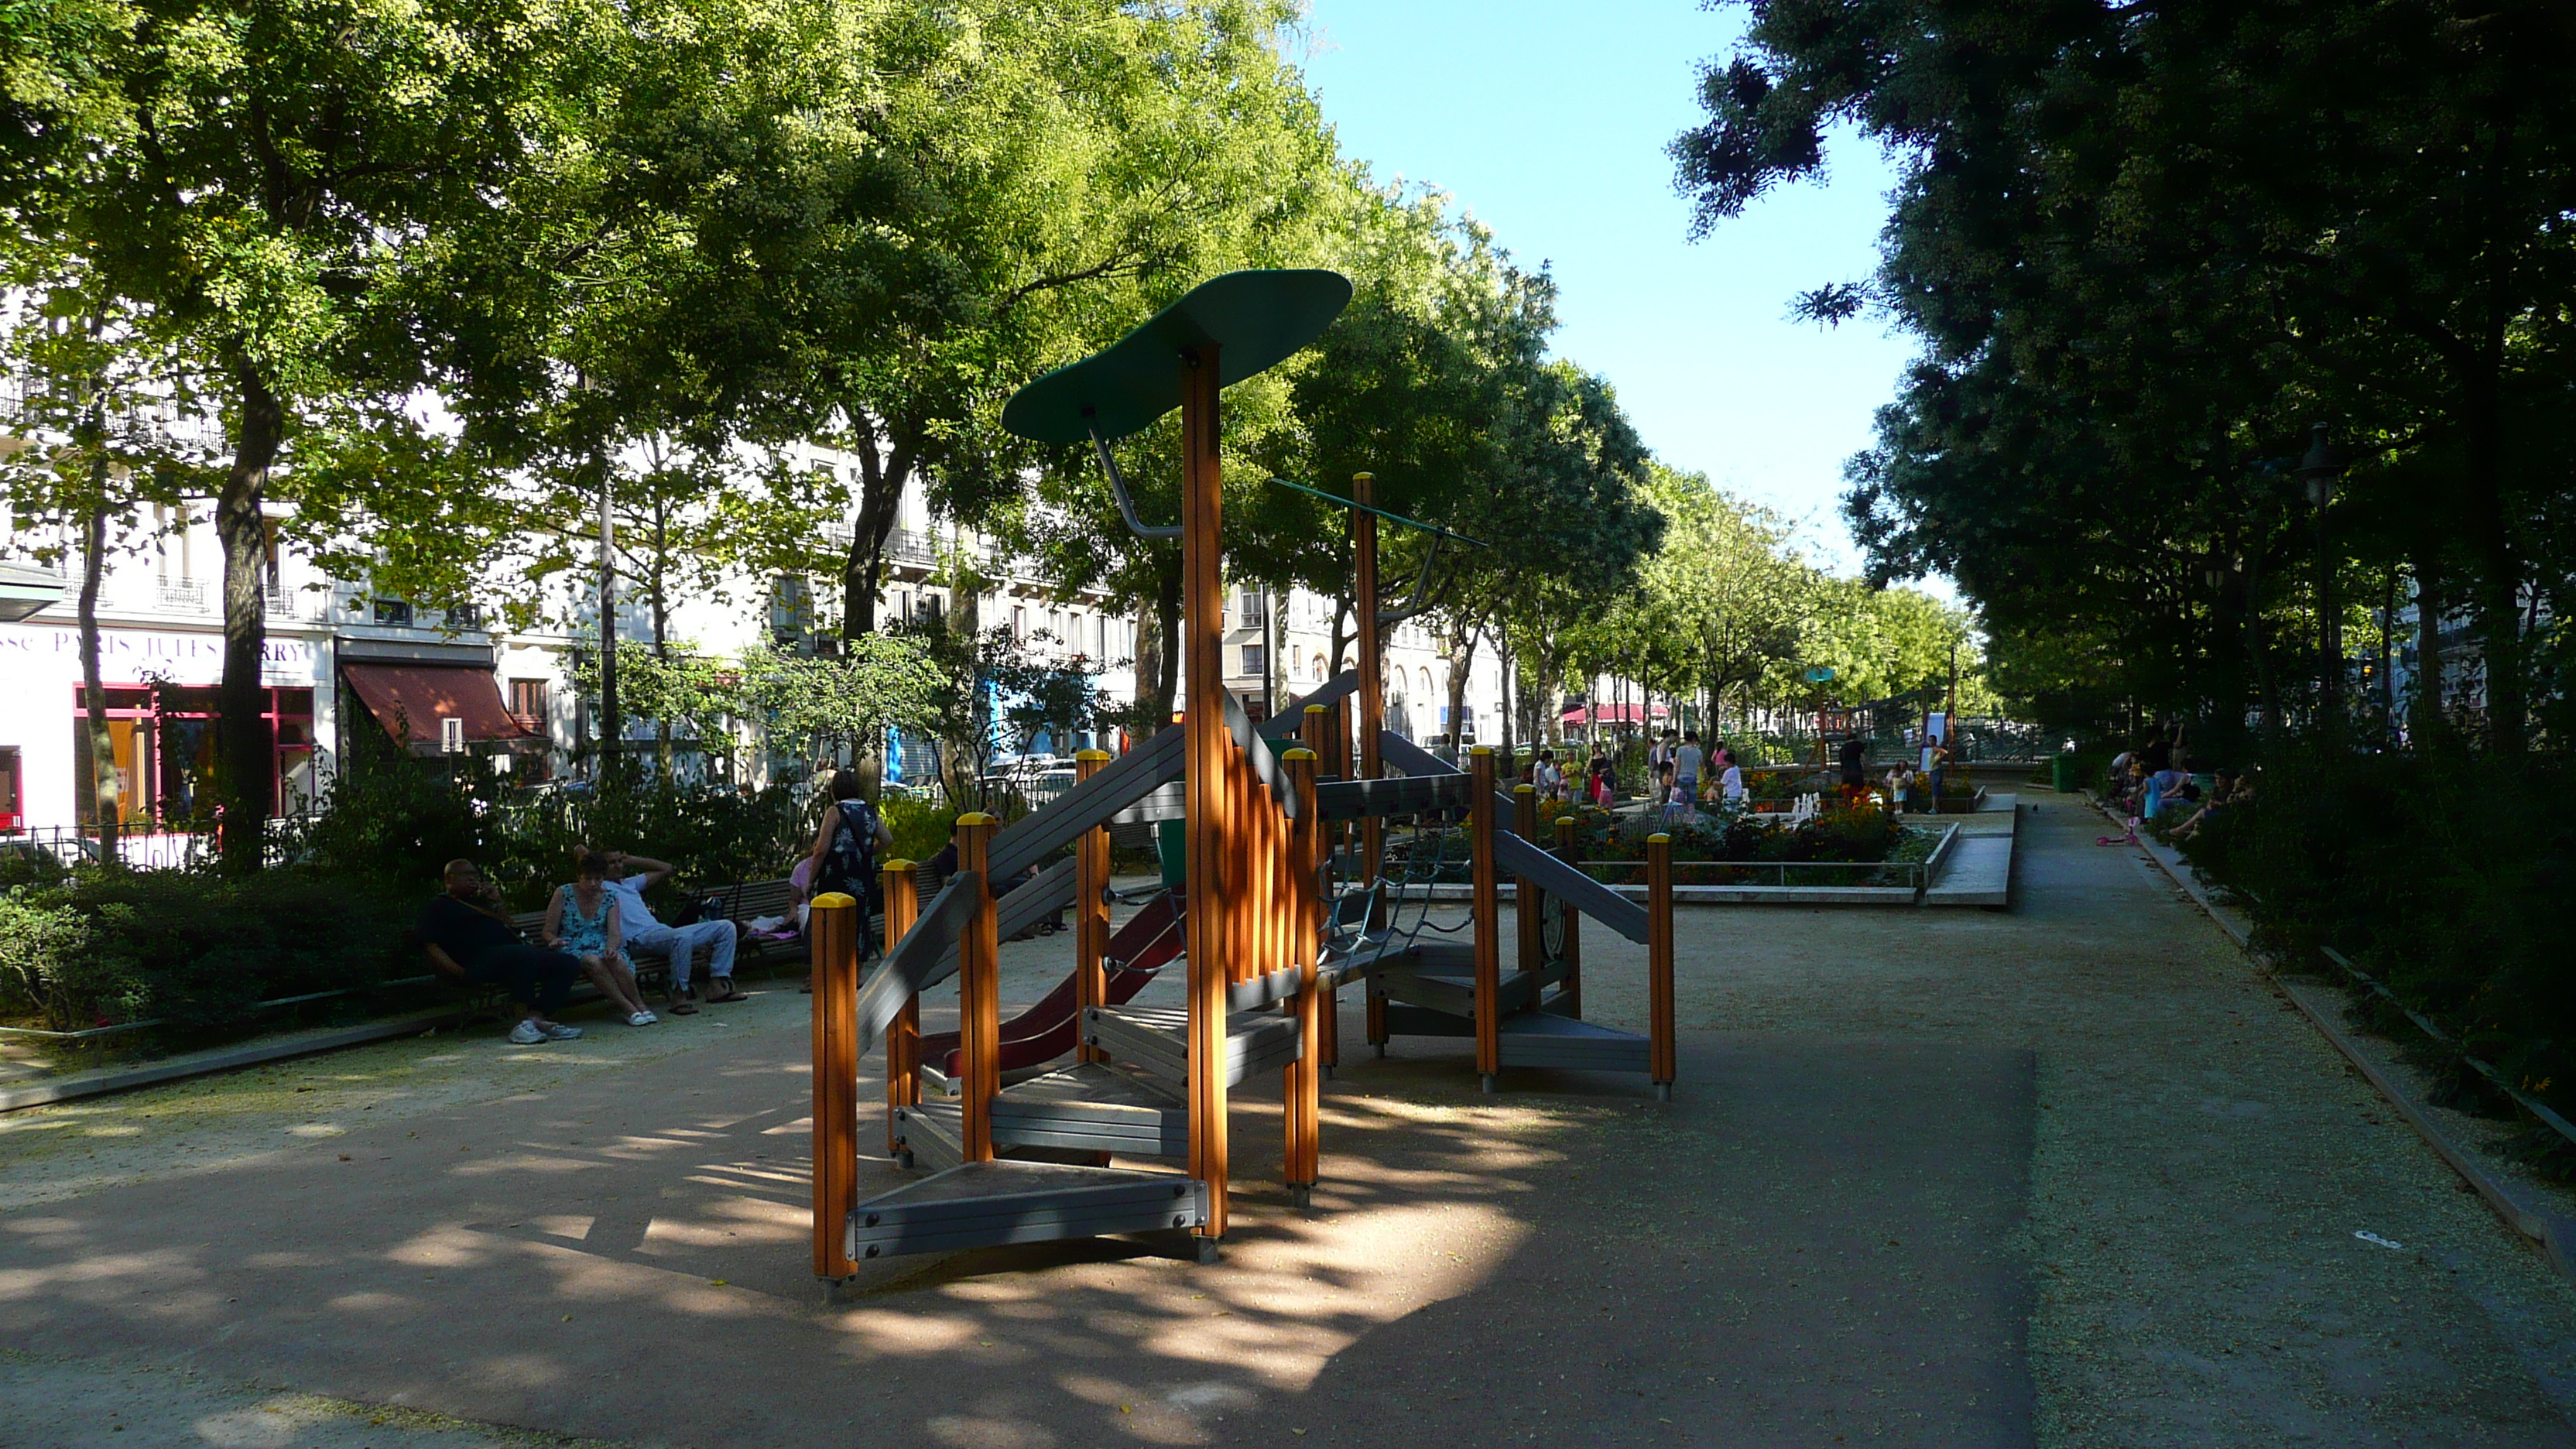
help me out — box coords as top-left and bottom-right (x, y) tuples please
(1012, 605), (1027, 640)
(72, 683), (313, 827)
(508, 679), (548, 731)
(769, 574), (813, 648)
(447, 602), (483, 630)
(0, 746), (19, 831)
(1241, 643), (1267, 678)
(1235, 588), (1266, 629)
(372, 598), (413, 627)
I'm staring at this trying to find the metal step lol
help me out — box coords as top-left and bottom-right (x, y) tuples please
(890, 1098), (964, 1172)
(846, 1160), (1208, 1261)
(992, 1060), (1188, 1157)
(1495, 1010), (1649, 1072)
(1083, 1004), (1301, 1088)
(1374, 958), (1567, 1018)
(1376, 999), (1650, 1074)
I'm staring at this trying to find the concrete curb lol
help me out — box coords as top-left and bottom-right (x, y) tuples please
(2097, 797), (2576, 1279)
(0, 1007), (473, 1114)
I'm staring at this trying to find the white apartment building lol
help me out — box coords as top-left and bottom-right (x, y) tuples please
(0, 457), (1525, 844)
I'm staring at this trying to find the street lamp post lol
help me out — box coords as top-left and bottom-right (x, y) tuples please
(2293, 423), (2345, 722)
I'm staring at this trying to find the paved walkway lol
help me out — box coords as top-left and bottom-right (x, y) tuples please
(2, 794), (2573, 1447)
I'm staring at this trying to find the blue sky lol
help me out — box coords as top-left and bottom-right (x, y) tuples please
(1290, 1), (1921, 581)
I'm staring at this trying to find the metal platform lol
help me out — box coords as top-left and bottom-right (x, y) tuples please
(1083, 1004), (1302, 1087)
(889, 1098), (964, 1171)
(991, 1060), (1189, 1157)
(846, 1160), (1209, 1261)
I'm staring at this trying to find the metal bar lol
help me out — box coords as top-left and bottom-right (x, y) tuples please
(1514, 784), (1543, 992)
(1471, 748), (1500, 1090)
(1554, 814), (1584, 1019)
(1378, 729), (1459, 780)
(1648, 831), (1676, 1098)
(957, 814), (1000, 1163)
(853, 872), (981, 1056)
(881, 858), (922, 1156)
(1076, 751), (1110, 1066)
(1222, 687), (1298, 821)
(986, 724), (1184, 881)
(1260, 671), (1361, 738)
(1495, 831), (1652, 944)
(810, 892), (860, 1278)
(1266, 471), (1488, 547)
(1181, 341), (1229, 1248)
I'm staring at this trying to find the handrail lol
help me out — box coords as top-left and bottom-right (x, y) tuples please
(986, 724), (1184, 880)
(1223, 689), (1298, 821)
(854, 870), (982, 1056)
(1261, 670), (1359, 738)
(1494, 830), (1649, 944)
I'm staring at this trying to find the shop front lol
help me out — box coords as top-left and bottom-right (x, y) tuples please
(0, 622), (332, 836)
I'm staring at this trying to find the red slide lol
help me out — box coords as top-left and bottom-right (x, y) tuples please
(922, 890), (1187, 1077)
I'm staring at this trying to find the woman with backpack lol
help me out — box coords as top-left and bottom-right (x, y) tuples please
(805, 768), (895, 961)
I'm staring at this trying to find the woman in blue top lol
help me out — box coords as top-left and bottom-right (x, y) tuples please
(543, 851), (658, 1027)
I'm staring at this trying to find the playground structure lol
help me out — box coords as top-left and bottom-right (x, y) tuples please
(807, 272), (1677, 1277)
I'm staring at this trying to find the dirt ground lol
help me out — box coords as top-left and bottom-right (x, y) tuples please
(0, 796), (2572, 1447)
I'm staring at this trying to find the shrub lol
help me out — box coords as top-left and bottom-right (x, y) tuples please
(882, 796), (959, 864)
(0, 868), (413, 1033)
(2176, 743), (2574, 1139)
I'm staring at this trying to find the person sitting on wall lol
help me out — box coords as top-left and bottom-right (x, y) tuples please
(587, 845), (739, 1013)
(417, 859), (584, 1046)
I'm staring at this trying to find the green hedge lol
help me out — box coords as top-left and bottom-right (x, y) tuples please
(2175, 745), (2573, 1160)
(0, 864), (414, 1034)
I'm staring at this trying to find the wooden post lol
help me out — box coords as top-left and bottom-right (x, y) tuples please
(1470, 746), (1500, 1092)
(1074, 749), (1111, 1064)
(1553, 814), (1582, 1020)
(879, 859), (920, 1156)
(1647, 831), (1675, 1101)
(1351, 474), (1389, 1064)
(1283, 747), (1321, 1200)
(1513, 783), (1542, 999)
(955, 812), (1001, 1161)
(1180, 342), (1230, 1249)
(809, 891), (859, 1279)
(1300, 704), (1339, 1072)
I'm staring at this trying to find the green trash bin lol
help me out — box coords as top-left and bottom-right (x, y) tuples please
(2050, 752), (2077, 793)
(1156, 817), (1187, 888)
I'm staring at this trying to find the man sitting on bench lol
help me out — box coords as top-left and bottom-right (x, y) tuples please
(591, 847), (740, 1012)
(418, 859), (584, 1045)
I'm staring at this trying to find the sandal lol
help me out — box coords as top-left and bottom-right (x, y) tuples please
(704, 981), (748, 1004)
(799, 976), (814, 995)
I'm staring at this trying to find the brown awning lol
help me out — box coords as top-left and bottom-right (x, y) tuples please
(342, 663), (535, 752)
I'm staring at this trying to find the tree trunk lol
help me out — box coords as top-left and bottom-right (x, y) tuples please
(1494, 623), (1516, 771)
(78, 492), (119, 862)
(2461, 370), (2522, 752)
(2412, 557), (2444, 747)
(595, 448), (618, 781)
(215, 361), (284, 875)
(839, 416), (916, 642)
(1444, 620), (1478, 757)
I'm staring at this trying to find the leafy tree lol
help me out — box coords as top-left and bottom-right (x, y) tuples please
(1673, 0), (2576, 756)
(0, 0), (618, 868)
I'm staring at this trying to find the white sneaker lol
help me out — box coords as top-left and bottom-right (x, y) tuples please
(507, 1019), (546, 1045)
(543, 1023), (584, 1041)
(639, 1010), (659, 1024)
(626, 1011), (653, 1027)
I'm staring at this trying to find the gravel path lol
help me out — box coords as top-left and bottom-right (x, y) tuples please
(4, 810), (2574, 1445)
(1562, 793), (2576, 1446)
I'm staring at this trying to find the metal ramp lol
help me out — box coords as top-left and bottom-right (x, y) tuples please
(846, 1160), (1208, 1262)
(1083, 1003), (1302, 1087)
(991, 1060), (1188, 1158)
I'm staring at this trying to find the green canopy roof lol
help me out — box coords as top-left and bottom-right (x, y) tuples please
(1000, 269), (1351, 444)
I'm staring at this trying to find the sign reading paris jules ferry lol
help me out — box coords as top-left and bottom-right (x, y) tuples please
(0, 623), (320, 687)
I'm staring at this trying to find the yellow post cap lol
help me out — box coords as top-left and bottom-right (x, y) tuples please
(1470, 745), (1493, 755)
(1075, 748), (1112, 762)
(1647, 833), (1671, 844)
(954, 811), (998, 827)
(811, 891), (858, 909)
(880, 857), (915, 871)
(1352, 471), (1374, 482)
(1305, 703), (1330, 714)
(1514, 783), (1535, 794)
(1281, 747), (1317, 761)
